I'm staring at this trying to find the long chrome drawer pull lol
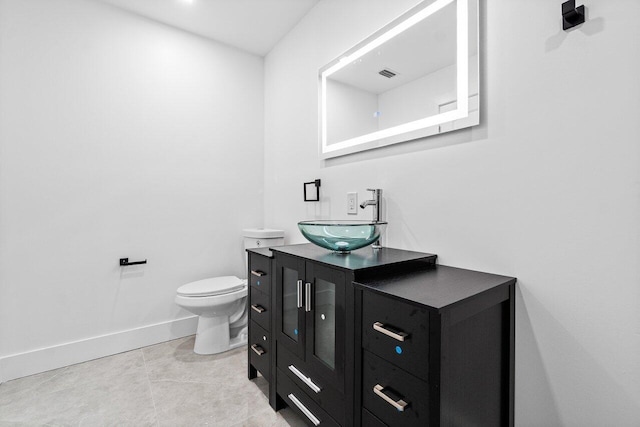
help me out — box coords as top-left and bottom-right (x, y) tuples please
(373, 384), (409, 412)
(251, 304), (266, 313)
(250, 344), (265, 356)
(305, 282), (312, 312)
(373, 322), (409, 342)
(251, 270), (266, 277)
(287, 393), (321, 426)
(297, 280), (303, 308)
(288, 365), (322, 393)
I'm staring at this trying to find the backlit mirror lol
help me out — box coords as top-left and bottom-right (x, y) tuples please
(319, 0), (479, 158)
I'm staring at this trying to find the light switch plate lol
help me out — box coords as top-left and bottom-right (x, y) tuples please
(347, 192), (357, 215)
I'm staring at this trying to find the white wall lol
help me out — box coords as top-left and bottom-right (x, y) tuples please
(0, 0), (264, 380)
(264, 0), (640, 425)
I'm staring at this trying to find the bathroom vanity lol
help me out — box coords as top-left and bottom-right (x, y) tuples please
(247, 244), (515, 427)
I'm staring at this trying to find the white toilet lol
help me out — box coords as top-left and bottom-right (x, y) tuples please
(175, 229), (284, 355)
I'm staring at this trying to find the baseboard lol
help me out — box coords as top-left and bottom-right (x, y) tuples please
(0, 316), (198, 383)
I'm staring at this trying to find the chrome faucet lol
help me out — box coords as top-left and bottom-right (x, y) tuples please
(360, 188), (383, 248)
(360, 188), (382, 222)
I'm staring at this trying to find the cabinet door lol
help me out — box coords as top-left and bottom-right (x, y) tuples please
(276, 254), (306, 360)
(305, 261), (346, 391)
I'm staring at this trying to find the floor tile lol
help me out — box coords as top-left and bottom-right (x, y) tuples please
(0, 351), (156, 426)
(142, 337), (247, 386)
(0, 336), (303, 427)
(150, 362), (270, 426)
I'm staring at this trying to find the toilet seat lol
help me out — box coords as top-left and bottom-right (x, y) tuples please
(177, 276), (246, 297)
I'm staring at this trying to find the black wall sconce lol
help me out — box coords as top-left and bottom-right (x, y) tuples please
(562, 0), (585, 30)
(304, 179), (321, 202)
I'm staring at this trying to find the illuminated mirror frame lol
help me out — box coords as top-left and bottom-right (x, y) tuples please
(320, 0), (477, 159)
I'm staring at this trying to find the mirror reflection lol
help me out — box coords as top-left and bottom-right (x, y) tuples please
(320, 0), (479, 158)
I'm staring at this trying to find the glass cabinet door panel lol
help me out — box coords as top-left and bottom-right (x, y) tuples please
(313, 278), (336, 369)
(282, 267), (299, 342)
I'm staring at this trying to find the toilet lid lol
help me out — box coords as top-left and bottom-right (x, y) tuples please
(177, 276), (246, 297)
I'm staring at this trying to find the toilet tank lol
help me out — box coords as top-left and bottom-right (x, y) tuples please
(242, 228), (285, 250)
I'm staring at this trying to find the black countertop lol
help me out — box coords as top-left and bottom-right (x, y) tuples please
(252, 243), (515, 311)
(246, 247), (275, 258)
(354, 264), (516, 311)
(269, 243), (436, 272)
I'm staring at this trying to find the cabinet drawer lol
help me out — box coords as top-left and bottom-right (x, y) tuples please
(362, 291), (430, 381)
(249, 321), (270, 378)
(277, 368), (340, 427)
(362, 351), (430, 427)
(249, 287), (270, 330)
(249, 254), (271, 294)
(276, 343), (345, 425)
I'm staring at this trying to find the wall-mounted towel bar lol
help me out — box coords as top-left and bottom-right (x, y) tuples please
(119, 258), (147, 266)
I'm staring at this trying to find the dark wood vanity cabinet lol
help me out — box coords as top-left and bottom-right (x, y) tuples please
(247, 248), (278, 409)
(269, 245), (436, 426)
(248, 244), (515, 427)
(274, 253), (348, 425)
(355, 266), (516, 427)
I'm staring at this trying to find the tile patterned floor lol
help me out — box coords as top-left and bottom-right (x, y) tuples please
(0, 336), (306, 426)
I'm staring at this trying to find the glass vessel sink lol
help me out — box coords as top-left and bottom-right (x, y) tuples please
(297, 220), (387, 253)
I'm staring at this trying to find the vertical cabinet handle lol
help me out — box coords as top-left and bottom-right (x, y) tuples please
(373, 384), (409, 412)
(373, 322), (409, 342)
(251, 344), (265, 356)
(288, 393), (321, 426)
(297, 280), (303, 308)
(305, 282), (312, 312)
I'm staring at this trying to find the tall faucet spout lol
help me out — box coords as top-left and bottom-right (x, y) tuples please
(360, 188), (383, 248)
(360, 188), (382, 223)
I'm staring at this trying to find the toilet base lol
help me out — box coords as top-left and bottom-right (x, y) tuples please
(229, 326), (248, 350)
(193, 316), (247, 355)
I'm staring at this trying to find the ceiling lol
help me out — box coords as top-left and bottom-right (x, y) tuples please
(96, 0), (319, 56)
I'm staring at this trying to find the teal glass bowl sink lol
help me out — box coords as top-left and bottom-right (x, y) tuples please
(297, 220), (387, 253)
